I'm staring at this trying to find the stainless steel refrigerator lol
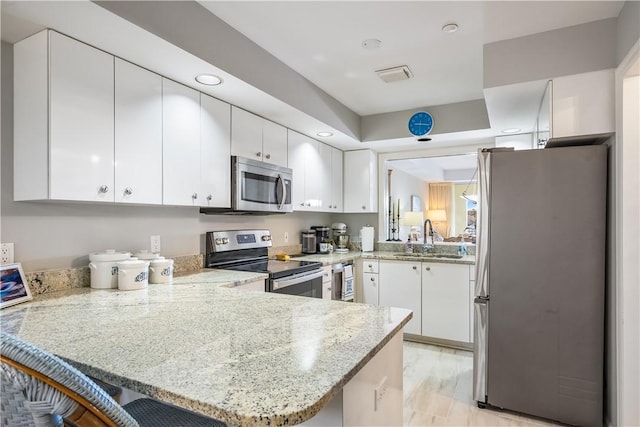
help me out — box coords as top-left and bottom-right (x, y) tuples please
(473, 145), (607, 427)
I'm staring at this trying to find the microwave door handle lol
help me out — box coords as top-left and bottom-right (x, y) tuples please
(277, 174), (286, 210)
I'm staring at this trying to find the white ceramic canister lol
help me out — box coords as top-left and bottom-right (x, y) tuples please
(117, 259), (150, 291)
(149, 257), (174, 284)
(89, 250), (131, 289)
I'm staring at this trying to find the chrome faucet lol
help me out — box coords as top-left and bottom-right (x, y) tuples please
(423, 219), (435, 252)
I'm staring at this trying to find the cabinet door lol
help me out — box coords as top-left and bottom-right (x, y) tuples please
(344, 150), (377, 212)
(262, 119), (288, 166)
(304, 137), (321, 209)
(421, 262), (470, 342)
(114, 59), (162, 204)
(379, 260), (421, 335)
(362, 272), (379, 306)
(287, 130), (307, 210)
(317, 142), (332, 211)
(322, 266), (333, 300)
(330, 147), (343, 211)
(200, 94), (231, 208)
(231, 106), (263, 161)
(162, 79), (201, 206)
(49, 31), (114, 202)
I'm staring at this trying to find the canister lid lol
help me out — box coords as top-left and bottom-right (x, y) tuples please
(89, 250), (130, 262)
(133, 250), (162, 260)
(116, 259), (150, 268)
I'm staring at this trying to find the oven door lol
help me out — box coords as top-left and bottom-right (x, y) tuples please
(270, 269), (324, 298)
(233, 156), (293, 213)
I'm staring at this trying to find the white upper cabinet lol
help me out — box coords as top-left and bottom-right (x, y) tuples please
(344, 149), (378, 213)
(15, 30), (115, 202)
(262, 119), (288, 166)
(231, 107), (287, 166)
(538, 69), (615, 145)
(115, 59), (162, 205)
(162, 79), (201, 206)
(330, 147), (343, 211)
(200, 94), (231, 208)
(287, 130), (342, 212)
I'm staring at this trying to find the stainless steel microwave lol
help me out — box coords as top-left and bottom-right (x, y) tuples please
(231, 156), (292, 214)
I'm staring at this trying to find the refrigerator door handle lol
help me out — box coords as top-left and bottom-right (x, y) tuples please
(473, 298), (489, 403)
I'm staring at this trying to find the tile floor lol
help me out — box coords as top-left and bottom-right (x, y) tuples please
(403, 341), (561, 426)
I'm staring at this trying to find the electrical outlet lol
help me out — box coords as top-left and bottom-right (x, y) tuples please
(150, 235), (161, 253)
(284, 232), (289, 243)
(1, 243), (15, 264)
(374, 376), (388, 411)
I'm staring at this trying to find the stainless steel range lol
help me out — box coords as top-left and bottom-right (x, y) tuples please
(205, 230), (324, 298)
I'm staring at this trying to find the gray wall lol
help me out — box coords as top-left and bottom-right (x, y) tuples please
(0, 42), (351, 272)
(484, 18), (618, 88)
(617, 0), (640, 64)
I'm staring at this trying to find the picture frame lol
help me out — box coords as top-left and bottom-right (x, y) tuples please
(1, 262), (33, 309)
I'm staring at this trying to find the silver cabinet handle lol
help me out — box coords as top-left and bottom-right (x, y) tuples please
(425, 267), (431, 271)
(256, 152), (262, 157)
(207, 195), (212, 201)
(370, 277), (375, 281)
(368, 264), (373, 268)
(412, 265), (417, 270)
(99, 185), (109, 194)
(192, 193), (198, 199)
(362, 205), (366, 210)
(265, 153), (271, 159)
(124, 187), (133, 196)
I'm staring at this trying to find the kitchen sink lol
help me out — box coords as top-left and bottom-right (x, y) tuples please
(393, 253), (464, 259)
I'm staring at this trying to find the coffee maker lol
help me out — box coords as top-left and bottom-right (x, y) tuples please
(331, 223), (349, 253)
(310, 226), (331, 254)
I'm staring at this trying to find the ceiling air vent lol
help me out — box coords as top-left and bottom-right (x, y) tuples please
(375, 65), (413, 83)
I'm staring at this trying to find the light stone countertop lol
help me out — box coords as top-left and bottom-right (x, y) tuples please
(291, 251), (475, 266)
(1, 271), (412, 427)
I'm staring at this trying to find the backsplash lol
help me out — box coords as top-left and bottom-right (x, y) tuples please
(25, 254), (203, 296)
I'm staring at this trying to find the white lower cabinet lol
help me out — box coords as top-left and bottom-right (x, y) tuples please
(364, 258), (474, 343)
(362, 272), (379, 305)
(322, 266), (332, 300)
(421, 262), (470, 342)
(379, 260), (422, 335)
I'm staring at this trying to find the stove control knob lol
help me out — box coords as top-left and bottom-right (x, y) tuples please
(215, 238), (223, 245)
(261, 235), (272, 241)
(222, 238), (230, 244)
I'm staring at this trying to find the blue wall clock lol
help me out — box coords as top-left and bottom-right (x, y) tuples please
(408, 111), (434, 137)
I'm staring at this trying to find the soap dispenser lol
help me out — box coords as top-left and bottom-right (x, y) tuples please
(457, 236), (468, 256)
(405, 237), (413, 254)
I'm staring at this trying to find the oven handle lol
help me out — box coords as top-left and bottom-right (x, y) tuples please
(272, 269), (324, 290)
(277, 174), (287, 211)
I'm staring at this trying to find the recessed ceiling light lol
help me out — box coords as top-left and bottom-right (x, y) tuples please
(441, 23), (459, 34)
(502, 128), (521, 134)
(317, 131), (333, 137)
(361, 39), (382, 50)
(195, 74), (223, 86)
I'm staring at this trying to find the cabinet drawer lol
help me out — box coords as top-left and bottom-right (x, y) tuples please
(363, 260), (379, 274)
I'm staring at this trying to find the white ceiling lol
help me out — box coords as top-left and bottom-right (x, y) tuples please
(199, 1), (624, 116)
(1, 0), (625, 162)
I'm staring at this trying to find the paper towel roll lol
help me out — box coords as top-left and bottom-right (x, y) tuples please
(361, 226), (375, 252)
